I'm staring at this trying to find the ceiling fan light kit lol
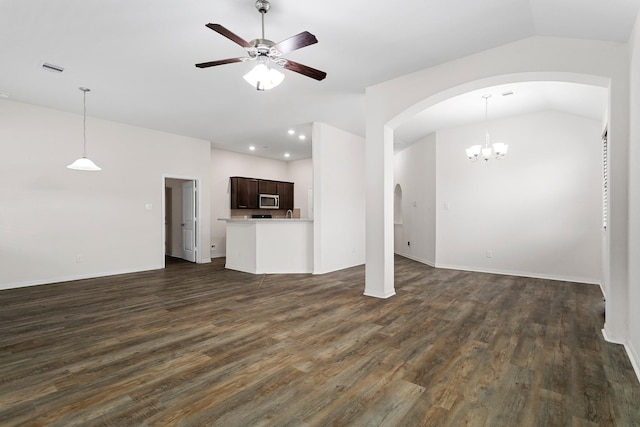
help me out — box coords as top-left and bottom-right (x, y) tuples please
(196, 0), (326, 91)
(243, 57), (285, 90)
(465, 94), (509, 162)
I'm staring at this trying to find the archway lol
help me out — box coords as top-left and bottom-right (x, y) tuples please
(364, 37), (630, 343)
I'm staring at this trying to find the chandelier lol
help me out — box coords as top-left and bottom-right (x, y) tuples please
(465, 94), (508, 162)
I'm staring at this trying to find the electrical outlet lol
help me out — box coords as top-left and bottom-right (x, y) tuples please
(407, 241), (411, 246)
(75, 254), (83, 263)
(486, 250), (493, 258)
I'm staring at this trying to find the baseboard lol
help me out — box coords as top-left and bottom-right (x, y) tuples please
(363, 290), (396, 299)
(602, 327), (624, 345)
(394, 252), (435, 267)
(626, 340), (640, 384)
(602, 329), (640, 384)
(434, 262), (600, 285)
(210, 252), (226, 259)
(224, 263), (257, 274)
(313, 262), (366, 275)
(0, 264), (163, 291)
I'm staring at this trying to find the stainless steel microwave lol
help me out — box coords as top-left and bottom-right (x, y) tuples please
(259, 194), (279, 209)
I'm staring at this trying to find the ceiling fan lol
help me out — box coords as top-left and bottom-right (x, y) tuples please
(195, 0), (327, 90)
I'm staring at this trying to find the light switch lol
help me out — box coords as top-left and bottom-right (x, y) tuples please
(145, 203), (153, 211)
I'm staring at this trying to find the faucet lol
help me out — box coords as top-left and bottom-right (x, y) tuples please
(286, 209), (293, 219)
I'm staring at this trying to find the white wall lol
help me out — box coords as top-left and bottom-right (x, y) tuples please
(313, 122), (366, 274)
(627, 11), (640, 380)
(209, 149), (312, 258)
(393, 133), (436, 265)
(0, 100), (211, 290)
(287, 158), (313, 219)
(436, 111), (602, 283)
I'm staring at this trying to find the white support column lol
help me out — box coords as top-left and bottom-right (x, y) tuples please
(364, 124), (396, 298)
(603, 78), (630, 343)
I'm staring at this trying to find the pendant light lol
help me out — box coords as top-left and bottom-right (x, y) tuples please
(67, 87), (101, 171)
(465, 94), (508, 162)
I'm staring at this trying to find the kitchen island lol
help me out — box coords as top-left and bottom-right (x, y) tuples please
(219, 218), (313, 274)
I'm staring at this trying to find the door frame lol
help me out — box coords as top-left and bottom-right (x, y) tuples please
(162, 174), (201, 268)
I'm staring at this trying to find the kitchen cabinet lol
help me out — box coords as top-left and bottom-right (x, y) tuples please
(231, 177), (258, 209)
(258, 180), (278, 195)
(277, 182), (294, 211)
(231, 177), (294, 210)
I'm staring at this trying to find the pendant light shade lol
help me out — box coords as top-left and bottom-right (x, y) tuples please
(67, 157), (101, 171)
(67, 87), (101, 171)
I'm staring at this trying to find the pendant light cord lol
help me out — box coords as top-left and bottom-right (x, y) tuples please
(83, 89), (87, 157)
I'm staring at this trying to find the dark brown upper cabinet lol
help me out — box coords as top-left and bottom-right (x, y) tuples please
(230, 177), (258, 209)
(231, 177), (294, 210)
(258, 180), (278, 195)
(278, 181), (294, 211)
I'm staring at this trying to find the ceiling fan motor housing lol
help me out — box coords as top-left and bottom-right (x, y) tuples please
(255, 0), (270, 13)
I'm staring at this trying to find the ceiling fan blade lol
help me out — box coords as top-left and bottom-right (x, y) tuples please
(283, 60), (327, 81)
(272, 31), (318, 55)
(206, 23), (252, 48)
(195, 57), (244, 68)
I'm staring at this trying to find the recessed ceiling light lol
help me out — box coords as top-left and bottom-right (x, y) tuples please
(249, 145), (256, 151)
(288, 129), (295, 135)
(298, 134), (306, 140)
(502, 91), (514, 96)
(284, 153), (290, 158)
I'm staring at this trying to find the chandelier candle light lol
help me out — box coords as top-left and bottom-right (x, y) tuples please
(465, 94), (508, 162)
(67, 87), (101, 171)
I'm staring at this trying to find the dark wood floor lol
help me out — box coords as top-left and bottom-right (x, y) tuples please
(1, 256), (638, 426)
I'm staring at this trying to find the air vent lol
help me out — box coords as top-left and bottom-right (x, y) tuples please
(41, 62), (64, 73)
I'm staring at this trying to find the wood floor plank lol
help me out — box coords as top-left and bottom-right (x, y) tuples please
(0, 256), (639, 426)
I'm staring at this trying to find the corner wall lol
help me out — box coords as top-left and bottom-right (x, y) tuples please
(0, 100), (212, 290)
(393, 134), (436, 265)
(313, 122), (366, 274)
(435, 111), (602, 283)
(627, 10), (640, 381)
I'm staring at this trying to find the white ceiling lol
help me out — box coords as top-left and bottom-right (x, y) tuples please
(394, 81), (608, 151)
(1, 0), (637, 160)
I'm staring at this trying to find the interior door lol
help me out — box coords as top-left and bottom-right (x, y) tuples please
(181, 180), (197, 262)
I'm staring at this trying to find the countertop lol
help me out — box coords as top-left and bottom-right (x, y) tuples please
(218, 218), (313, 223)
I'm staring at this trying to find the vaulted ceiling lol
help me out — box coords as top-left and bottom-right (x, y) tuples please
(1, 0), (637, 160)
